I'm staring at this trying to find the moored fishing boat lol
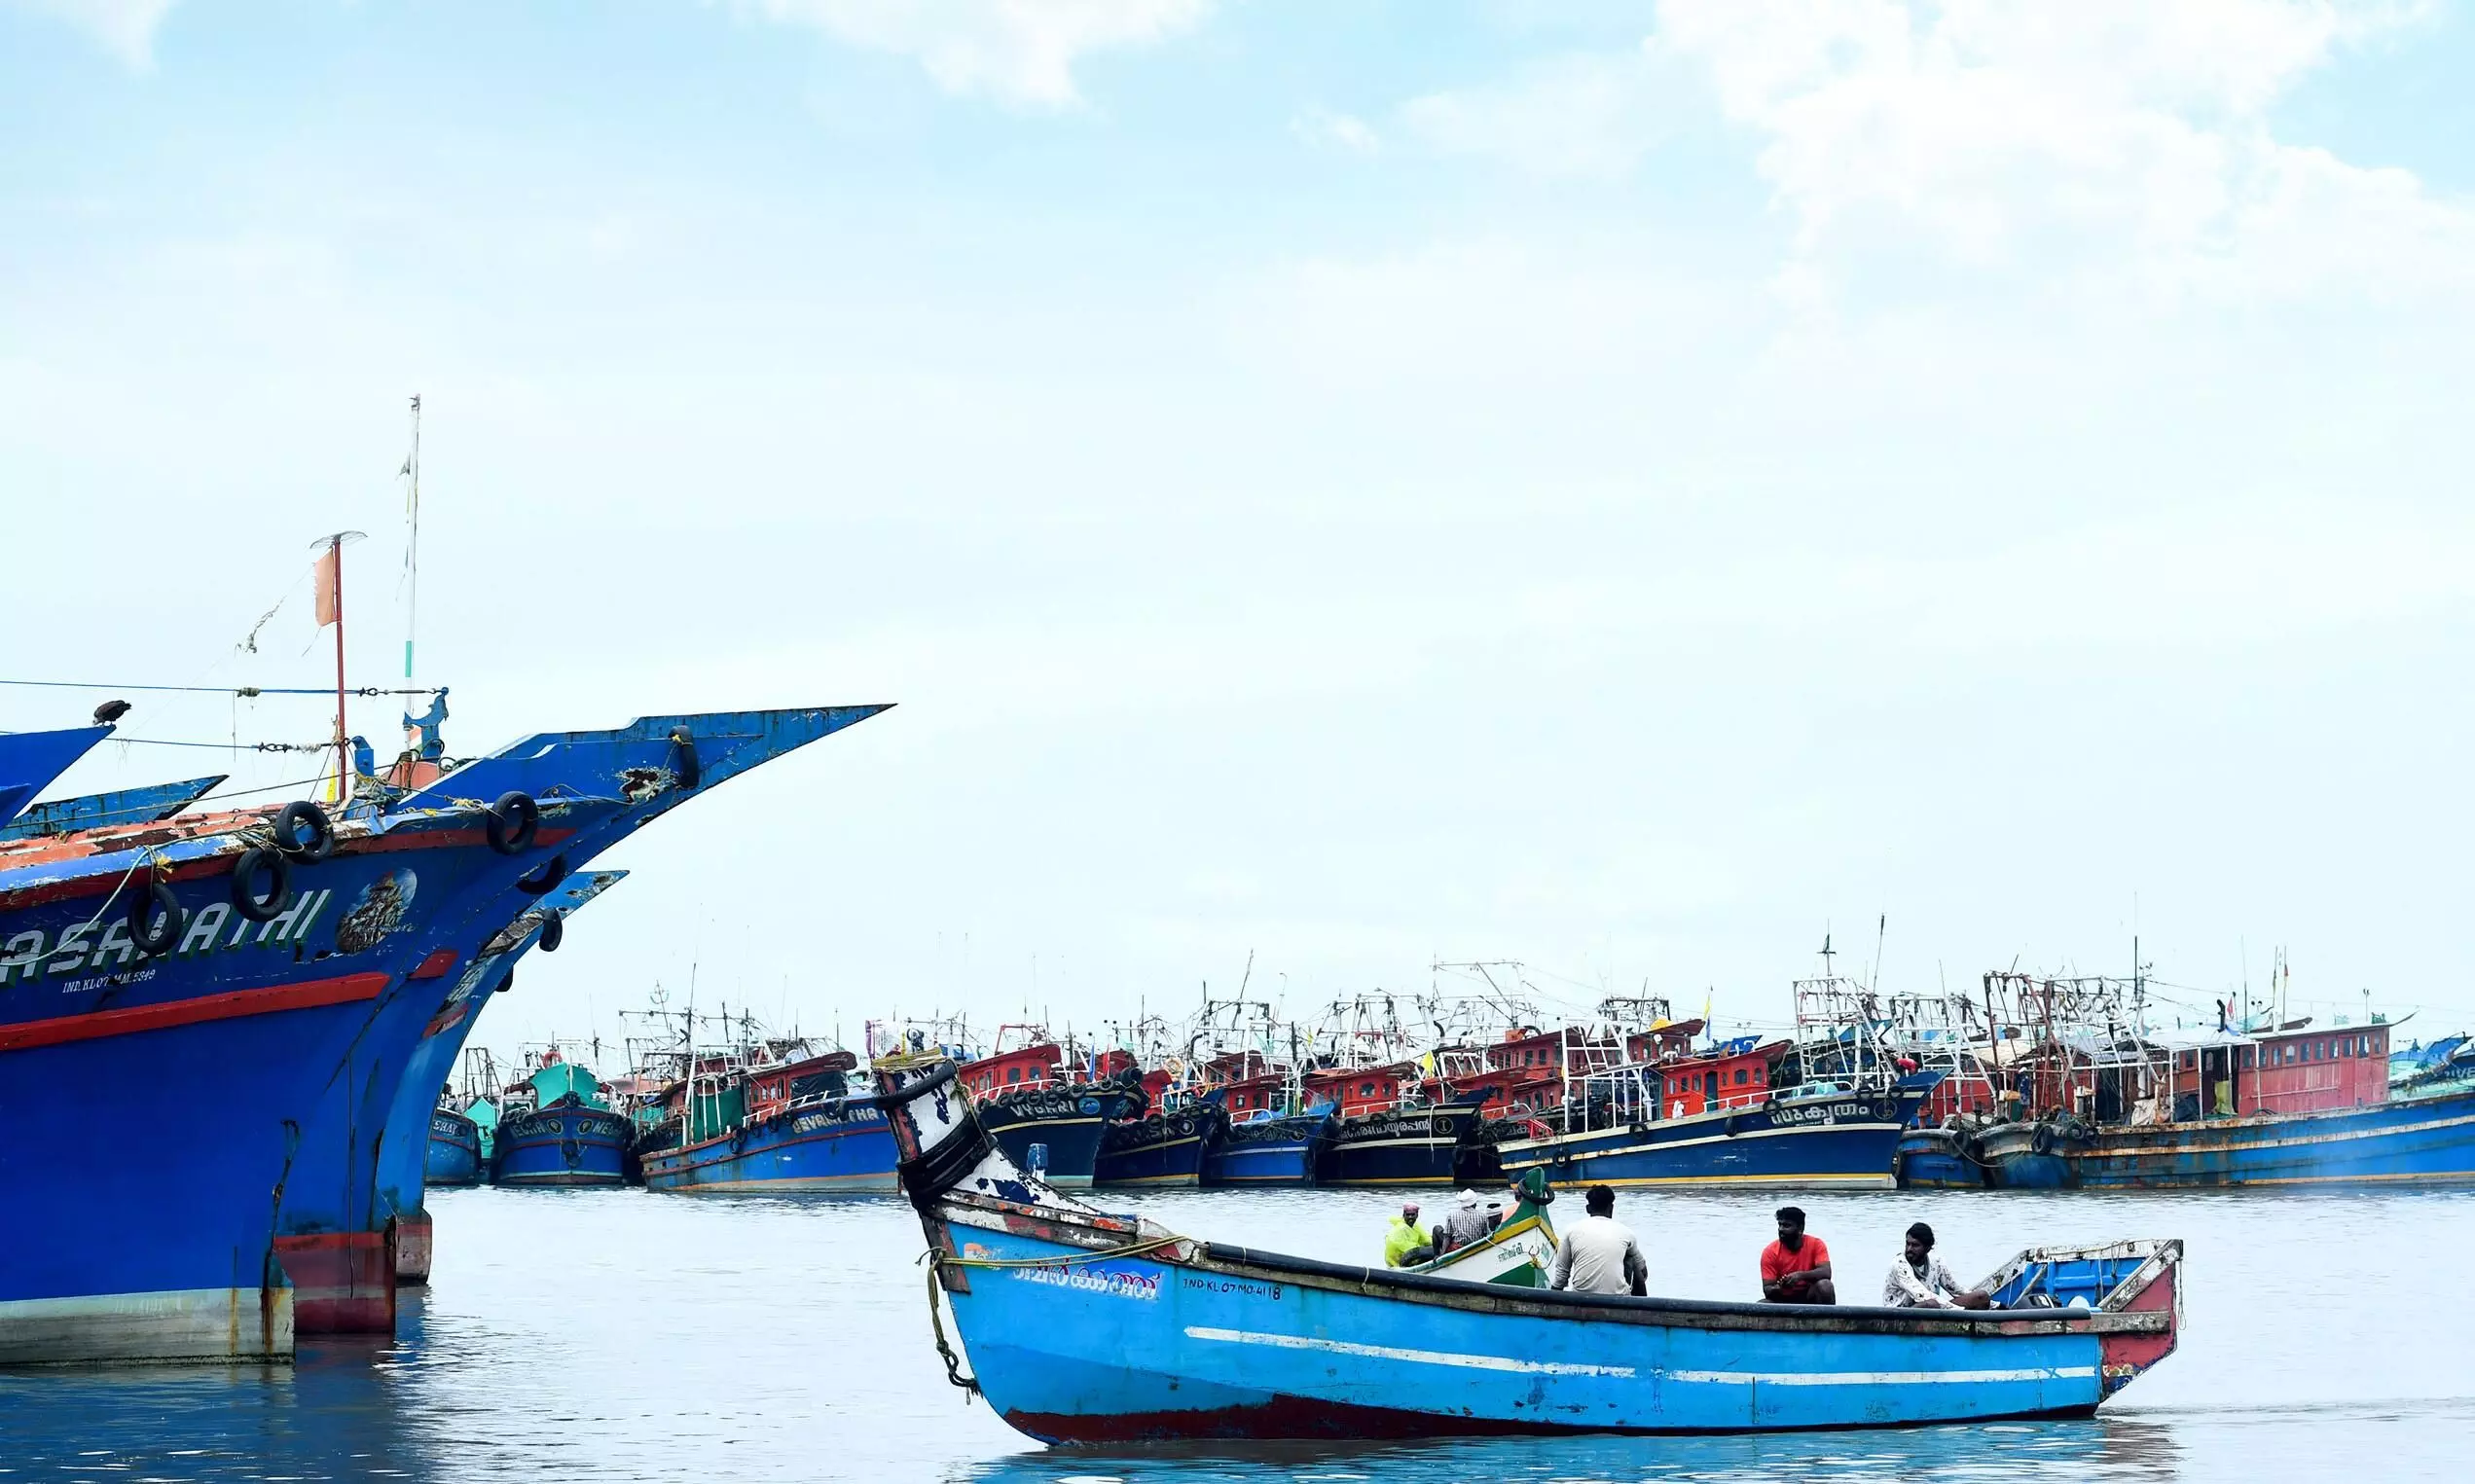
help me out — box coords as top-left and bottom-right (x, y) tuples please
(634, 1032), (900, 1193)
(874, 1055), (2186, 1441)
(491, 1049), (630, 1186)
(1202, 1107), (1332, 1185)
(424, 1107), (484, 1189)
(942, 1028), (1137, 1188)
(268, 705), (890, 1336)
(1095, 1100), (1226, 1188)
(0, 720), (115, 830)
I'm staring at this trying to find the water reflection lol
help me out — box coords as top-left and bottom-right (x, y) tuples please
(947, 1417), (2184, 1484)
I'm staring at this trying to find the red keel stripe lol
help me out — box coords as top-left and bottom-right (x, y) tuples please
(0, 971), (390, 1052)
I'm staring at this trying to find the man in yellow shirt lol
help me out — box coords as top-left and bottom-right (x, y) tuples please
(1383, 1202), (1432, 1267)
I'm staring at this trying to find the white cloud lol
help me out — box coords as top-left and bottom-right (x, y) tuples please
(12, 0), (177, 67)
(741, 0), (1209, 107)
(1290, 105), (1381, 156)
(1401, 52), (1678, 178)
(1648, 0), (2474, 299)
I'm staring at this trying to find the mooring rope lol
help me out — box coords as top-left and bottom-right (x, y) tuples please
(915, 1232), (1189, 1396)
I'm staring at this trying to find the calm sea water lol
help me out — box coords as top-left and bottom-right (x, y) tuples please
(4, 1184), (2469, 1482)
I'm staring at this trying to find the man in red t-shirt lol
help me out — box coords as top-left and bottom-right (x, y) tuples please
(1760, 1206), (1836, 1304)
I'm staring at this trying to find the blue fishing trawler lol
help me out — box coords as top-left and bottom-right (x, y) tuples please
(1979, 1019), (2475, 1188)
(0, 704), (888, 1363)
(424, 1106), (484, 1188)
(872, 1055), (2185, 1441)
(636, 1040), (899, 1193)
(1496, 1027), (1933, 1191)
(1096, 1100), (1227, 1187)
(267, 706), (889, 1336)
(491, 1051), (631, 1186)
(949, 1030), (1138, 1188)
(387, 873), (625, 1282)
(1203, 1107), (1333, 1185)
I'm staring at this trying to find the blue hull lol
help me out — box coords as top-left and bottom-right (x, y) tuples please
(933, 1219), (2159, 1440)
(641, 1100), (899, 1192)
(0, 705), (888, 1361)
(978, 1089), (1138, 1189)
(1096, 1107), (1225, 1188)
(379, 872), (627, 1281)
(492, 1103), (631, 1186)
(1895, 1130), (1984, 1190)
(1203, 1112), (1332, 1186)
(424, 1111), (483, 1188)
(2063, 1088), (2475, 1188)
(1500, 1091), (1925, 1190)
(1317, 1104), (1487, 1186)
(271, 707), (887, 1332)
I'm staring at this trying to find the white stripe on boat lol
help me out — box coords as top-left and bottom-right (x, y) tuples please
(1184, 1327), (1635, 1376)
(1183, 1328), (2092, 1388)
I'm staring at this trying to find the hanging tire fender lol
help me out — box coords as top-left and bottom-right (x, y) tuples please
(2030, 1122), (2056, 1156)
(273, 800), (335, 862)
(232, 848), (292, 923)
(536, 913), (564, 953)
(668, 727), (702, 791)
(128, 878), (186, 957)
(485, 792), (539, 855)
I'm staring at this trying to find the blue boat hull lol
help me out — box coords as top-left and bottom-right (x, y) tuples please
(1895, 1129), (1984, 1189)
(978, 1089), (1137, 1189)
(379, 873), (627, 1282)
(935, 1217), (2151, 1440)
(492, 1104), (631, 1186)
(424, 1111), (483, 1188)
(1499, 1091), (1926, 1190)
(0, 724), (111, 829)
(1316, 1104), (1487, 1186)
(1203, 1112), (1331, 1186)
(1097, 1106), (1225, 1188)
(2061, 1087), (2475, 1188)
(641, 1101), (899, 1192)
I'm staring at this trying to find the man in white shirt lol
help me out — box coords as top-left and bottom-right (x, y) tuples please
(1882, 1221), (1991, 1309)
(1548, 1185), (1647, 1296)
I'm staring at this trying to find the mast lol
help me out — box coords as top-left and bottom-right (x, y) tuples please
(403, 394), (422, 683)
(331, 532), (347, 796)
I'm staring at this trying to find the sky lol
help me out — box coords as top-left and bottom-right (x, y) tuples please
(5, 0), (2473, 1062)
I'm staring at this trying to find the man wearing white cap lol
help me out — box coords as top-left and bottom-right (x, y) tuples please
(1438, 1188), (1496, 1255)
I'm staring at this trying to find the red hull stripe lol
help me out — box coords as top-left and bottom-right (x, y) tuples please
(0, 971), (391, 1052)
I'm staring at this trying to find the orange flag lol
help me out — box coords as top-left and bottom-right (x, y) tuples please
(311, 541), (340, 629)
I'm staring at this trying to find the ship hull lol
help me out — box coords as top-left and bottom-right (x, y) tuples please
(977, 1089), (1137, 1189)
(492, 1104), (631, 1186)
(2058, 1088), (2475, 1189)
(424, 1110), (484, 1188)
(1202, 1112), (1331, 1186)
(1895, 1128), (1984, 1190)
(1316, 1104), (1488, 1187)
(1096, 1107), (1226, 1188)
(640, 1100), (900, 1193)
(1498, 1092), (1925, 1191)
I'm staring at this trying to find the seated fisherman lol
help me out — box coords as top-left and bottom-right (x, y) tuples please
(1548, 1185), (1647, 1296)
(1437, 1189), (1494, 1254)
(1759, 1206), (1835, 1304)
(1882, 1221), (1992, 1309)
(1384, 1202), (1433, 1267)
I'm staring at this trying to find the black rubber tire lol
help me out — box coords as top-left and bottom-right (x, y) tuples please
(128, 879), (185, 957)
(485, 792), (539, 855)
(2031, 1122), (2056, 1156)
(516, 852), (569, 897)
(669, 727), (702, 791)
(232, 848), (291, 923)
(273, 800), (334, 862)
(537, 913), (564, 953)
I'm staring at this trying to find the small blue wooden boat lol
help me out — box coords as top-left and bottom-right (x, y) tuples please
(875, 1056), (2184, 1441)
(1201, 1107), (1332, 1185)
(424, 1106), (484, 1188)
(493, 1094), (632, 1186)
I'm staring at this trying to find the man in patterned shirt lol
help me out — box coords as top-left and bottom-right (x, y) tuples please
(1882, 1221), (1991, 1309)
